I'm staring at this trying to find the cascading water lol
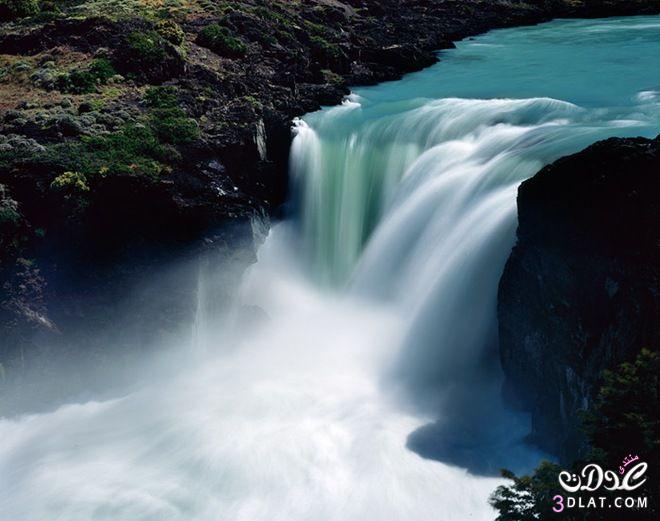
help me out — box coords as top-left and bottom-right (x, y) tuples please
(1, 16), (660, 521)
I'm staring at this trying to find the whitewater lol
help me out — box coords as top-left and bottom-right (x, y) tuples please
(1, 15), (660, 521)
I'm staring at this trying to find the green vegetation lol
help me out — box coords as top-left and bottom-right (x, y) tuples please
(253, 5), (291, 26)
(489, 349), (660, 520)
(56, 0), (199, 22)
(0, 124), (173, 179)
(56, 69), (96, 94)
(88, 58), (116, 83)
(0, 184), (21, 225)
(321, 69), (343, 85)
(490, 462), (562, 520)
(304, 20), (327, 37)
(0, 203), (20, 225)
(1, 0), (40, 19)
(584, 348), (660, 465)
(242, 95), (262, 110)
(197, 23), (247, 58)
(149, 108), (199, 145)
(155, 18), (185, 46)
(78, 97), (106, 113)
(144, 85), (179, 108)
(127, 30), (167, 67)
(0, 101), (199, 182)
(50, 171), (89, 193)
(142, 86), (198, 144)
(55, 124), (173, 177)
(55, 58), (117, 94)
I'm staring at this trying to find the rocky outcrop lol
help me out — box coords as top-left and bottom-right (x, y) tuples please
(498, 135), (660, 462)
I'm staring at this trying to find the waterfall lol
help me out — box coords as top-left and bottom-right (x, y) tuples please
(290, 94), (658, 415)
(1, 15), (659, 521)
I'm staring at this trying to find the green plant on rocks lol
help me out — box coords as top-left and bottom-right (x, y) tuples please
(127, 30), (167, 67)
(149, 108), (199, 145)
(144, 85), (179, 109)
(0, 184), (21, 226)
(12, 124), (173, 180)
(88, 58), (117, 83)
(197, 23), (247, 58)
(50, 171), (89, 193)
(55, 58), (117, 94)
(0, 0), (40, 20)
(155, 18), (185, 46)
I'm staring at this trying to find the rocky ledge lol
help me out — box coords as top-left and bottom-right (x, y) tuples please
(498, 135), (659, 462)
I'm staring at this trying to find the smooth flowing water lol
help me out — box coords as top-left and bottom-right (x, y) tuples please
(2, 16), (660, 521)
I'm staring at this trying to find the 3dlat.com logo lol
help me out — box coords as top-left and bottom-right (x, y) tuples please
(552, 455), (649, 513)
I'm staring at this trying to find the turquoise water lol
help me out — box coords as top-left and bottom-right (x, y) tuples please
(293, 15), (660, 284)
(1, 16), (659, 521)
(289, 13), (660, 477)
(368, 17), (660, 106)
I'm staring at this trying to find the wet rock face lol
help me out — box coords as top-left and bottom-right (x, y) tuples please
(498, 136), (660, 462)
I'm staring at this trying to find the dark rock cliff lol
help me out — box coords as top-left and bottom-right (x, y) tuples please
(498, 135), (659, 462)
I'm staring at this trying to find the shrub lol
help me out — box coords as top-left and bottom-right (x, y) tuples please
(127, 30), (167, 67)
(55, 58), (117, 94)
(149, 108), (199, 145)
(490, 349), (660, 521)
(253, 6), (291, 26)
(155, 19), (185, 46)
(304, 20), (327, 37)
(1, 0), (40, 19)
(37, 124), (172, 178)
(0, 184), (20, 225)
(60, 69), (97, 94)
(584, 348), (660, 465)
(50, 171), (89, 193)
(197, 23), (247, 58)
(144, 85), (179, 109)
(77, 124), (171, 176)
(88, 58), (116, 84)
(321, 69), (343, 85)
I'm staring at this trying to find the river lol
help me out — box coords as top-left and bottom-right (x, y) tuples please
(1, 15), (660, 521)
